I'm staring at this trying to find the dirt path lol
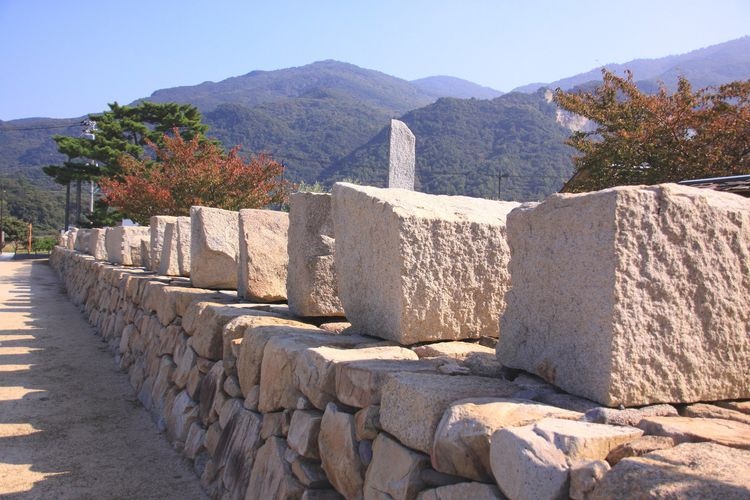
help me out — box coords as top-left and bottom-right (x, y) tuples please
(0, 258), (206, 499)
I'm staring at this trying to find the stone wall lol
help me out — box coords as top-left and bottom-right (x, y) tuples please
(48, 183), (750, 499)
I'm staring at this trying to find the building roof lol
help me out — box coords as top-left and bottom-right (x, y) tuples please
(679, 174), (750, 197)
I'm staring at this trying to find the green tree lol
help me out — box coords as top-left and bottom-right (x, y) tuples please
(1, 215), (29, 253)
(554, 70), (750, 192)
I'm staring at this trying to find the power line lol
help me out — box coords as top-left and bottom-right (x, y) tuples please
(0, 122), (81, 132)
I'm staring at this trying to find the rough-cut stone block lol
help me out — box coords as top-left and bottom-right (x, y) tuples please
(432, 398), (582, 481)
(637, 416), (750, 449)
(319, 403), (364, 499)
(175, 216), (191, 277)
(149, 215), (177, 272)
(388, 119), (415, 190)
(287, 410), (323, 459)
(417, 483), (504, 500)
(605, 435), (675, 465)
(532, 418), (644, 461)
(238, 208), (289, 302)
(190, 206), (239, 289)
(74, 229), (91, 252)
(89, 228), (108, 260)
(569, 459), (610, 500)
(332, 182), (519, 344)
(297, 345), (418, 410)
(335, 359), (441, 409)
(158, 221), (180, 276)
(682, 403), (750, 425)
(246, 436), (304, 500)
(364, 433), (429, 500)
(214, 407), (263, 496)
(379, 372), (520, 453)
(498, 184), (750, 407)
(287, 192), (345, 317)
(584, 404), (677, 427)
(105, 226), (150, 266)
(591, 443), (750, 499)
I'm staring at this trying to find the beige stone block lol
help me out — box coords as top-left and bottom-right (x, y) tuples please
(158, 221), (180, 276)
(258, 329), (367, 413)
(318, 403), (364, 499)
(637, 416), (750, 450)
(498, 184), (750, 406)
(287, 192), (345, 317)
(584, 404), (678, 427)
(364, 433), (429, 500)
(334, 359), (441, 409)
(238, 208), (289, 302)
(715, 400), (750, 415)
(417, 483), (503, 500)
(590, 443), (750, 499)
(149, 215), (177, 272)
(297, 345), (418, 410)
(605, 435), (675, 466)
(246, 436), (304, 500)
(175, 216), (191, 277)
(683, 403), (750, 425)
(432, 398), (581, 481)
(214, 407), (263, 497)
(105, 226), (150, 266)
(379, 372), (519, 453)
(332, 182), (519, 344)
(89, 228), (108, 260)
(354, 406), (380, 441)
(533, 418), (644, 461)
(569, 459), (610, 500)
(413, 341), (495, 361)
(287, 409), (323, 459)
(190, 206), (239, 289)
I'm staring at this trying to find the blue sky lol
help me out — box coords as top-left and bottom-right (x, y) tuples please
(1, 0), (749, 120)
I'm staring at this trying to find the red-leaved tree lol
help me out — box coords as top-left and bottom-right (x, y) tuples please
(99, 131), (291, 224)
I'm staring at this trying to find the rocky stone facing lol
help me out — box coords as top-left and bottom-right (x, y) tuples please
(332, 182), (519, 344)
(158, 221), (181, 276)
(149, 215), (177, 272)
(105, 226), (150, 266)
(498, 183), (750, 406)
(175, 216), (192, 277)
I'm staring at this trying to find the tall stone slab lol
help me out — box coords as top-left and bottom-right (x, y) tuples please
(498, 183), (750, 407)
(175, 216), (191, 277)
(74, 229), (91, 252)
(158, 221), (180, 276)
(388, 119), (415, 190)
(190, 206), (239, 289)
(104, 226), (150, 266)
(88, 228), (108, 261)
(149, 215), (177, 272)
(332, 182), (519, 344)
(286, 192), (344, 317)
(237, 209), (289, 302)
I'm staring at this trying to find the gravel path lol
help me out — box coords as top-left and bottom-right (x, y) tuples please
(0, 258), (206, 499)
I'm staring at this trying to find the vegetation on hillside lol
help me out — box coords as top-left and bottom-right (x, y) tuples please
(554, 70), (750, 192)
(0, 174), (64, 234)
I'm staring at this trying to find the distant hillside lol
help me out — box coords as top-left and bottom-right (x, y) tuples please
(513, 36), (750, 92)
(147, 60), (435, 116)
(322, 91), (574, 201)
(411, 76), (503, 100)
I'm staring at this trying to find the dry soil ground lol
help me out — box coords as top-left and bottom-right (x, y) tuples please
(0, 258), (207, 499)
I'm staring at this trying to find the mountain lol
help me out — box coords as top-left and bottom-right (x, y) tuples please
(147, 60), (435, 116)
(513, 36), (750, 93)
(411, 76), (504, 100)
(322, 91), (574, 201)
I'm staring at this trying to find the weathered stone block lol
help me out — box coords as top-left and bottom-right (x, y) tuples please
(364, 433), (429, 500)
(190, 206), (239, 289)
(637, 416), (750, 449)
(246, 436), (304, 500)
(74, 229), (91, 252)
(287, 409), (323, 459)
(287, 192), (344, 317)
(175, 216), (191, 277)
(149, 215), (177, 272)
(318, 403), (364, 500)
(418, 483), (503, 500)
(238, 208), (289, 302)
(332, 182), (519, 344)
(158, 221), (180, 276)
(379, 372), (519, 453)
(88, 228), (108, 260)
(105, 226), (150, 266)
(498, 184), (750, 406)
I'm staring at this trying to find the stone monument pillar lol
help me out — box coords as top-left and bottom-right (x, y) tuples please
(388, 119), (415, 190)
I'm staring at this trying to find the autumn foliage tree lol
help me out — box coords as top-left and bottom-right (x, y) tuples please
(99, 130), (291, 224)
(554, 70), (750, 192)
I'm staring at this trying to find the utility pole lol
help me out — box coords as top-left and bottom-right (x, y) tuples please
(0, 184), (5, 251)
(497, 172), (509, 200)
(82, 119), (98, 218)
(27, 221), (32, 254)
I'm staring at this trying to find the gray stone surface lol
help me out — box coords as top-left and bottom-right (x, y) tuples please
(287, 192), (345, 317)
(364, 433), (429, 500)
(89, 228), (108, 260)
(175, 216), (191, 277)
(332, 182), (519, 344)
(190, 206), (239, 289)
(237, 208), (289, 301)
(105, 226), (150, 266)
(498, 184), (750, 406)
(388, 119), (415, 190)
(149, 215), (177, 272)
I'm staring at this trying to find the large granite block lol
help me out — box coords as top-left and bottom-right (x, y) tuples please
(175, 216), (191, 277)
(104, 226), (150, 266)
(332, 182), (519, 344)
(149, 215), (177, 272)
(88, 228), (108, 260)
(74, 229), (91, 252)
(190, 206), (238, 289)
(158, 222), (180, 276)
(498, 184), (750, 407)
(238, 209), (288, 302)
(287, 192), (344, 317)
